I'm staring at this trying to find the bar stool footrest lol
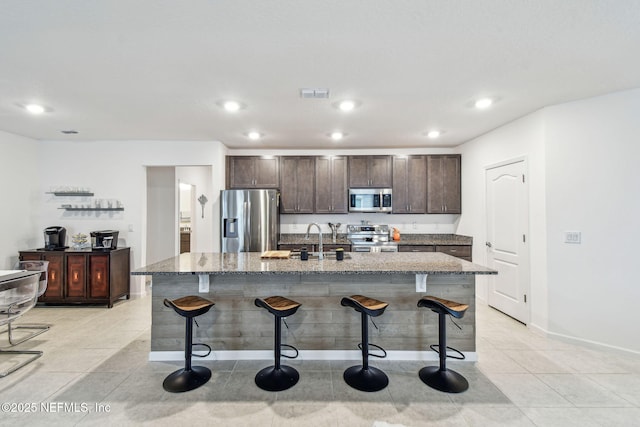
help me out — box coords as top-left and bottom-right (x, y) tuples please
(192, 343), (211, 358)
(419, 366), (468, 393)
(163, 365), (212, 393)
(357, 342), (387, 359)
(429, 344), (465, 360)
(280, 344), (299, 359)
(255, 365), (299, 391)
(343, 365), (389, 392)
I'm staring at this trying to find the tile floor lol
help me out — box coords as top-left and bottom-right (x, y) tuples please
(1, 289), (639, 426)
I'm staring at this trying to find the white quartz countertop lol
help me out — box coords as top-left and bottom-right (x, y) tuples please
(133, 252), (497, 276)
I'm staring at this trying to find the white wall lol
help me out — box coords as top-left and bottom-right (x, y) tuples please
(26, 139), (227, 295)
(456, 111), (548, 330)
(146, 167), (177, 264)
(544, 89), (640, 352)
(176, 166), (215, 252)
(0, 131), (41, 268)
(458, 88), (640, 353)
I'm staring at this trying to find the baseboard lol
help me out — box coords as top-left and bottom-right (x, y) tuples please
(149, 350), (478, 362)
(528, 322), (640, 356)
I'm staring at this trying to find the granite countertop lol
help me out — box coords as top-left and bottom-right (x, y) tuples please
(278, 233), (472, 246)
(132, 251), (496, 276)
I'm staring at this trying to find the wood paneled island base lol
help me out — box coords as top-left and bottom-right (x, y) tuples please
(134, 252), (496, 361)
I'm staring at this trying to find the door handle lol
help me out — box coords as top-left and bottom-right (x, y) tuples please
(485, 241), (492, 248)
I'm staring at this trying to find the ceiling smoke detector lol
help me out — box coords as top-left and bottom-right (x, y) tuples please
(299, 88), (330, 99)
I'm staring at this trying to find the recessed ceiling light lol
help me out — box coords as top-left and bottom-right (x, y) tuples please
(332, 99), (360, 112)
(427, 130), (441, 139)
(247, 131), (262, 140)
(474, 98), (493, 109)
(220, 100), (245, 112)
(25, 104), (46, 114)
(223, 101), (241, 112)
(330, 131), (345, 141)
(339, 100), (355, 111)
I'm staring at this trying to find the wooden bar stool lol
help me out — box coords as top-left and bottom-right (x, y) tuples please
(417, 295), (469, 393)
(341, 294), (389, 392)
(254, 295), (301, 391)
(163, 295), (215, 393)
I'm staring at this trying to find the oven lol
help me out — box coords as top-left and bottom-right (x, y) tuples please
(347, 224), (398, 253)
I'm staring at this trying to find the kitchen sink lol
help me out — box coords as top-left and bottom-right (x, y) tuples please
(290, 251), (351, 260)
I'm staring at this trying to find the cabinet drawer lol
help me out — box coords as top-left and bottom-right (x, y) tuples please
(435, 245), (471, 258)
(398, 245), (435, 252)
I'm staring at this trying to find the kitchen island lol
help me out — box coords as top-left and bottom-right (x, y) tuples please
(133, 251), (495, 361)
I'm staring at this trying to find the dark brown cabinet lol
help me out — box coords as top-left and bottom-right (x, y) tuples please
(348, 156), (392, 188)
(280, 157), (315, 213)
(66, 254), (87, 298)
(315, 156), (348, 213)
(397, 244), (471, 261)
(227, 156), (280, 189)
(393, 155), (427, 213)
(21, 251), (64, 299)
(398, 245), (435, 253)
(427, 155), (461, 214)
(180, 232), (190, 254)
(19, 247), (130, 308)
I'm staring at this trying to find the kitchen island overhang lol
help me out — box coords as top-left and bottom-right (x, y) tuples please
(133, 252), (496, 362)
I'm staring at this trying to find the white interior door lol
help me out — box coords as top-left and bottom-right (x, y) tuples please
(486, 159), (530, 324)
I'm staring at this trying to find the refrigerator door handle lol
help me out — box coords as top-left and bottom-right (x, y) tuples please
(243, 201), (251, 250)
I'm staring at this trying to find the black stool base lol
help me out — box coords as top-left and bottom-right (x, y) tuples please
(163, 366), (212, 393)
(343, 365), (389, 392)
(419, 366), (468, 393)
(255, 365), (299, 391)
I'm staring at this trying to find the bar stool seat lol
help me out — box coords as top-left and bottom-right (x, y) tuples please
(163, 295), (215, 393)
(417, 295), (469, 393)
(341, 294), (389, 392)
(254, 296), (301, 391)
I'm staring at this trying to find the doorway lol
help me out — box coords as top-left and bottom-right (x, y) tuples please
(179, 181), (195, 253)
(145, 165), (215, 267)
(485, 158), (530, 324)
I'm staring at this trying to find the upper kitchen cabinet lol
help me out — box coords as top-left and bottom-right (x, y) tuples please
(315, 155), (348, 213)
(393, 155), (427, 213)
(227, 156), (280, 189)
(280, 156), (315, 213)
(427, 155), (461, 214)
(348, 156), (392, 188)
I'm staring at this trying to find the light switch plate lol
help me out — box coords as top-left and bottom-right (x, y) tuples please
(564, 231), (581, 244)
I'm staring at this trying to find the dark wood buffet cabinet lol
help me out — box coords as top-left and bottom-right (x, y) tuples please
(19, 247), (130, 308)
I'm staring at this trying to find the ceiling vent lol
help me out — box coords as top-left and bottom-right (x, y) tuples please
(299, 88), (330, 99)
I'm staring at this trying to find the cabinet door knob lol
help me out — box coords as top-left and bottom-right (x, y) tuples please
(486, 241), (492, 248)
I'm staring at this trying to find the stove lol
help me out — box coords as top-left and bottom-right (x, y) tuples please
(346, 224), (398, 253)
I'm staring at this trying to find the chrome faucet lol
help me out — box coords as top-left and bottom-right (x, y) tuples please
(305, 223), (323, 260)
(328, 222), (341, 243)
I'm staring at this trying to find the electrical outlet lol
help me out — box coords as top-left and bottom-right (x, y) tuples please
(412, 222), (417, 230)
(415, 274), (427, 292)
(564, 231), (581, 244)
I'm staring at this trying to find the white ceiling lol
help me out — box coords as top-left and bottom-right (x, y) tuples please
(1, 1), (640, 149)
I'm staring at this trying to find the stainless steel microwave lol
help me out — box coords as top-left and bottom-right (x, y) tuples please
(348, 188), (392, 212)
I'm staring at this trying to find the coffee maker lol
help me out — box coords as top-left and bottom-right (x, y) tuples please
(44, 226), (67, 250)
(91, 230), (119, 249)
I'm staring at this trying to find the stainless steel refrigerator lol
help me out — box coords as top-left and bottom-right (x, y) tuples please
(220, 189), (279, 253)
